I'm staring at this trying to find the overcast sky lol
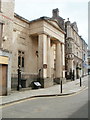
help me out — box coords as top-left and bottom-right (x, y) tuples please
(15, 0), (89, 44)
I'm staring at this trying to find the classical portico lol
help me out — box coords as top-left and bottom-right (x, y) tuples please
(29, 17), (65, 87)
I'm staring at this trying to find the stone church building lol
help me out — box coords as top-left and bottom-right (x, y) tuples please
(0, 0), (66, 95)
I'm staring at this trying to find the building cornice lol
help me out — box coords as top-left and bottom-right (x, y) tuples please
(14, 13), (30, 24)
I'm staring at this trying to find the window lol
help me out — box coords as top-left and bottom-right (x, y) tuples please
(84, 54), (85, 61)
(22, 56), (24, 67)
(77, 52), (78, 56)
(18, 51), (25, 68)
(54, 59), (56, 70)
(0, 23), (3, 48)
(88, 58), (90, 65)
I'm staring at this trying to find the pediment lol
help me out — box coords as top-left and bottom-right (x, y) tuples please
(47, 19), (60, 29)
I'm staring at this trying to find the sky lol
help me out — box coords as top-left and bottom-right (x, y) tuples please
(15, 0), (89, 44)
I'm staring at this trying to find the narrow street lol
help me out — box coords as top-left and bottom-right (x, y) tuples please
(0, 0), (89, 119)
(1, 79), (88, 118)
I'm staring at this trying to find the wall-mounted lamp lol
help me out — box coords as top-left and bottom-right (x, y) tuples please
(3, 36), (8, 41)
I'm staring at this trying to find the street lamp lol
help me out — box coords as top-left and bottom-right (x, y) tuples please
(17, 65), (21, 91)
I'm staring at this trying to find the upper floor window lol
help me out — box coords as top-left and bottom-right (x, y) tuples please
(84, 54), (85, 61)
(18, 51), (25, 68)
(0, 22), (3, 48)
(77, 52), (78, 57)
(88, 60), (90, 65)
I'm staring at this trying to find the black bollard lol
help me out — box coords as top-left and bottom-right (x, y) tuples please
(17, 68), (20, 91)
(80, 77), (82, 87)
(61, 80), (62, 93)
(17, 66), (21, 91)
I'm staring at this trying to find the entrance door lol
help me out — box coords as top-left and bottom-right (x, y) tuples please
(76, 68), (79, 79)
(0, 64), (7, 96)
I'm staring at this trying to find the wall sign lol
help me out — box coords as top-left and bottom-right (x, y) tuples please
(43, 64), (47, 69)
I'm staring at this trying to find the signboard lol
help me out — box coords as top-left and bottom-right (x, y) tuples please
(0, 56), (8, 64)
(34, 82), (41, 86)
(43, 64), (47, 69)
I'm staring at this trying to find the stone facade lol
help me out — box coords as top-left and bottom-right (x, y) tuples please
(65, 19), (88, 80)
(81, 37), (88, 76)
(88, 50), (90, 74)
(0, 0), (88, 94)
(0, 1), (65, 91)
(0, 0), (14, 95)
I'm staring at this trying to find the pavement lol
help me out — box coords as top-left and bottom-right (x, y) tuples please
(0, 76), (88, 106)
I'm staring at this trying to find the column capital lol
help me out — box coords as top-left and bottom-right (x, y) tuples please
(58, 41), (65, 45)
(38, 32), (45, 36)
(38, 32), (52, 38)
(55, 40), (65, 45)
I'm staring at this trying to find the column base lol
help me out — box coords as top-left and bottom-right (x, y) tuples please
(7, 88), (11, 95)
(39, 78), (53, 88)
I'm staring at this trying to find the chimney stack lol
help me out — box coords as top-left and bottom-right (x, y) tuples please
(52, 8), (59, 18)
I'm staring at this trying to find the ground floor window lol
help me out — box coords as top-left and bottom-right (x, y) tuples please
(18, 51), (25, 68)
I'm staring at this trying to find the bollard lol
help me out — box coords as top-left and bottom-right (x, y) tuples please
(17, 68), (20, 91)
(80, 77), (82, 87)
(61, 80), (62, 93)
(17, 66), (21, 91)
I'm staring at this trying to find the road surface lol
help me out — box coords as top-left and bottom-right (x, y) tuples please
(1, 87), (88, 118)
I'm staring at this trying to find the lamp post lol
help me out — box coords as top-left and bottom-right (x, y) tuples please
(17, 65), (21, 91)
(79, 67), (82, 87)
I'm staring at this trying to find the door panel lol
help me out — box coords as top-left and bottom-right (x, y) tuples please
(0, 64), (7, 96)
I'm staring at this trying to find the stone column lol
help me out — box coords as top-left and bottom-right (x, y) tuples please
(47, 36), (51, 78)
(43, 34), (48, 78)
(56, 42), (62, 78)
(38, 34), (48, 78)
(62, 44), (65, 78)
(38, 34), (43, 78)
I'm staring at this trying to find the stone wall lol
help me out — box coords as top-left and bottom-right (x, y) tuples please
(11, 74), (38, 90)
(1, 0), (14, 51)
(11, 16), (38, 76)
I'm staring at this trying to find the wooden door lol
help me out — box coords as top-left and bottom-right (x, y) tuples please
(0, 64), (7, 96)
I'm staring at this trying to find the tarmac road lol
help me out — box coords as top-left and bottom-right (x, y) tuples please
(1, 86), (88, 118)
